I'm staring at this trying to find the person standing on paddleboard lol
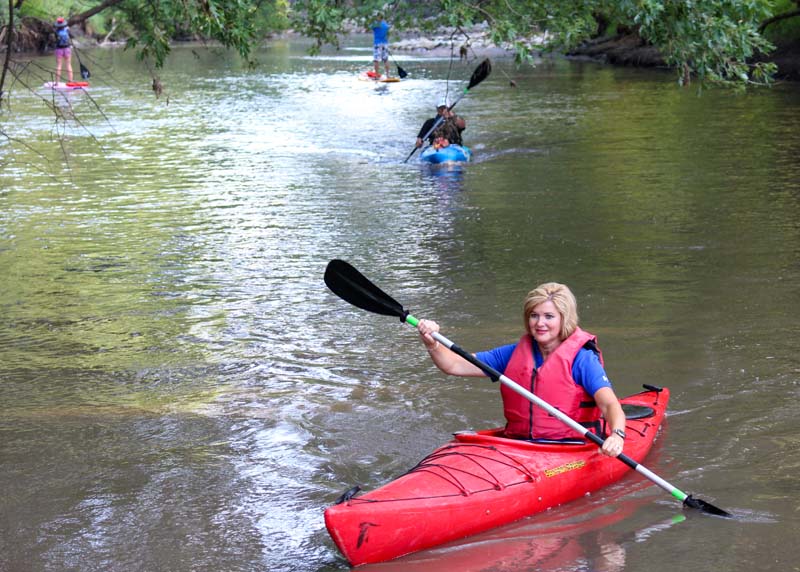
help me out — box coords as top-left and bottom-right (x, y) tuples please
(415, 96), (467, 149)
(53, 17), (73, 84)
(371, 14), (391, 79)
(418, 282), (628, 457)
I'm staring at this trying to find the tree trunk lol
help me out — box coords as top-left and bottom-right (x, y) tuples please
(1, 0), (14, 104)
(69, 0), (126, 27)
(759, 8), (800, 33)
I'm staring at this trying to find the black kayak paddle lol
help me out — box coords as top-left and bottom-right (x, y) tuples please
(324, 259), (733, 518)
(73, 46), (91, 79)
(388, 50), (408, 79)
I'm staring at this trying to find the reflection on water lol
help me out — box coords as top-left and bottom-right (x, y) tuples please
(421, 161), (467, 191)
(1, 40), (800, 572)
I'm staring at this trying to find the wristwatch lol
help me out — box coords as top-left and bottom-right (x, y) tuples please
(612, 428), (626, 440)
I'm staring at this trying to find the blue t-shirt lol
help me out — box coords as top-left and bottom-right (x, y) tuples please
(476, 341), (612, 396)
(373, 20), (389, 45)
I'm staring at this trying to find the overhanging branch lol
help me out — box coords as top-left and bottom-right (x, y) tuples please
(69, 0), (127, 26)
(759, 8), (800, 33)
(1, 0), (14, 103)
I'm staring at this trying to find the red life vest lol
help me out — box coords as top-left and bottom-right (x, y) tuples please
(500, 327), (603, 440)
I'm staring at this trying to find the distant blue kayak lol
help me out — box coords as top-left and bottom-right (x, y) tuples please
(420, 144), (471, 164)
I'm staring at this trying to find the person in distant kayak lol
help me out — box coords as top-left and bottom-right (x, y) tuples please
(371, 14), (391, 79)
(415, 96), (466, 149)
(53, 17), (73, 84)
(417, 282), (628, 458)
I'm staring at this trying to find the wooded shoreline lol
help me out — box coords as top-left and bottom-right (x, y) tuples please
(565, 33), (800, 82)
(7, 21), (800, 83)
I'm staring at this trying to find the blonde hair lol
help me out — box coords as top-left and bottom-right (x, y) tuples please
(522, 282), (578, 340)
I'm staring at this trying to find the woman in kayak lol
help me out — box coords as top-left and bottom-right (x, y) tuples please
(417, 282), (628, 457)
(415, 96), (466, 150)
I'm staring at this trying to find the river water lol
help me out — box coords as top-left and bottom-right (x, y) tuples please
(1, 37), (799, 572)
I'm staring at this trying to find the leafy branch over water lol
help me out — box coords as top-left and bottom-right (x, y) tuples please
(0, 0), (795, 172)
(1, 0), (795, 91)
(289, 0), (783, 88)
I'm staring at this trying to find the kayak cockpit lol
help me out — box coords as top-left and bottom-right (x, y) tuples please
(453, 401), (657, 451)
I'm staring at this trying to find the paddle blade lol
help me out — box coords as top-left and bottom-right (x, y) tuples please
(80, 63), (91, 79)
(324, 260), (408, 321)
(683, 494), (733, 518)
(467, 58), (492, 90)
(397, 64), (408, 79)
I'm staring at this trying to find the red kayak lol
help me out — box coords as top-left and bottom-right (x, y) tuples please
(325, 385), (669, 566)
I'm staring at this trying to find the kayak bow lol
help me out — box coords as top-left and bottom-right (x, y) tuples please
(420, 144), (471, 164)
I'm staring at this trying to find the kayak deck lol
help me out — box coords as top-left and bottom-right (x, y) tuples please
(325, 386), (669, 566)
(420, 144), (471, 164)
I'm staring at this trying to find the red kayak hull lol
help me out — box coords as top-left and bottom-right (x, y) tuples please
(325, 386), (669, 566)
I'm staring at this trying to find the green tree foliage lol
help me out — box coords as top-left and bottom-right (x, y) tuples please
(117, 0), (261, 67)
(2, 0), (291, 68)
(759, 0), (800, 40)
(290, 0), (782, 86)
(0, 0), (795, 85)
(620, 0), (777, 85)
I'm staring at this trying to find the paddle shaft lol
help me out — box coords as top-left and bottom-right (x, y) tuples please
(405, 313), (693, 504)
(388, 50), (408, 78)
(72, 46), (91, 79)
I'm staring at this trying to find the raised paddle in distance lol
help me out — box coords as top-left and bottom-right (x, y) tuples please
(324, 259), (733, 518)
(388, 50), (408, 79)
(403, 58), (492, 163)
(73, 46), (91, 79)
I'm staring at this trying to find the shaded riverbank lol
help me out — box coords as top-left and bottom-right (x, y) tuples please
(566, 32), (800, 81)
(9, 16), (800, 82)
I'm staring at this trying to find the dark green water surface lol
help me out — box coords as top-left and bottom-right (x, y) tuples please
(1, 38), (799, 571)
